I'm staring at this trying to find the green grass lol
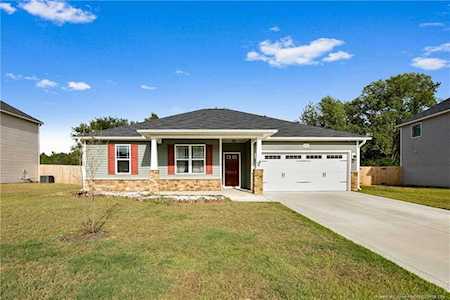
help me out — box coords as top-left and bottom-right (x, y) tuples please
(360, 185), (450, 210)
(1, 184), (447, 299)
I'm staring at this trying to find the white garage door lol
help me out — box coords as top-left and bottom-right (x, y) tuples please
(261, 153), (349, 192)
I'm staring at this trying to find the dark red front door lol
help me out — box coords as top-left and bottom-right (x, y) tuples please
(225, 154), (239, 187)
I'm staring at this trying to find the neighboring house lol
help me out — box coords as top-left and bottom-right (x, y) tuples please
(0, 100), (43, 183)
(78, 108), (371, 194)
(399, 98), (450, 188)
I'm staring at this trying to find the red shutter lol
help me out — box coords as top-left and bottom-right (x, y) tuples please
(131, 144), (138, 175)
(168, 144), (175, 175)
(108, 143), (115, 175)
(206, 144), (213, 175)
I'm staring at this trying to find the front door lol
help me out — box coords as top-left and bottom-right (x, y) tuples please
(224, 153), (240, 187)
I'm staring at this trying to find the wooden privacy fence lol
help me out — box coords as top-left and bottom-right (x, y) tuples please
(359, 166), (401, 186)
(39, 164), (82, 185)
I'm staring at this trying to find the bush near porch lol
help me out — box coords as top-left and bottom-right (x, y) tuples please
(1, 184), (446, 299)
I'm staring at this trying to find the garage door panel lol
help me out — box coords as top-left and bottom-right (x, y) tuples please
(261, 153), (348, 192)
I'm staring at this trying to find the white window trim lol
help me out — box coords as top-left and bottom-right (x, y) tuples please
(411, 123), (422, 138)
(175, 144), (206, 175)
(115, 144), (131, 175)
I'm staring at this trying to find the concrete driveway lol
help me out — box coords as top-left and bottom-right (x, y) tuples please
(265, 191), (450, 291)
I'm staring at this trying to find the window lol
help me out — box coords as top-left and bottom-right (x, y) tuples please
(326, 154), (343, 159)
(175, 145), (205, 174)
(116, 144), (130, 174)
(286, 155), (302, 159)
(306, 155), (322, 159)
(411, 124), (422, 138)
(264, 155), (281, 159)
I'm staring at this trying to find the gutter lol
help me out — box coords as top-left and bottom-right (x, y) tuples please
(0, 109), (43, 125)
(397, 109), (450, 127)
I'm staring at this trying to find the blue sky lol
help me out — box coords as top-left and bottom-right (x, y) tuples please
(1, 1), (449, 153)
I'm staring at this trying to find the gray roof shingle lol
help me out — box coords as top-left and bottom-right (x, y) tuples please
(89, 108), (366, 138)
(400, 98), (450, 126)
(0, 100), (43, 125)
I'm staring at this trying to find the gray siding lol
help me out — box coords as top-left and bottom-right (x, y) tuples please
(262, 141), (359, 171)
(86, 142), (151, 179)
(85, 139), (221, 180)
(401, 113), (450, 187)
(0, 112), (40, 183)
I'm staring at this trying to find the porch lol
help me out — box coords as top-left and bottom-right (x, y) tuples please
(136, 129), (273, 194)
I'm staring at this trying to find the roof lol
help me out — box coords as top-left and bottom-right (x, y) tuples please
(0, 100), (43, 125)
(86, 108), (367, 139)
(399, 98), (450, 126)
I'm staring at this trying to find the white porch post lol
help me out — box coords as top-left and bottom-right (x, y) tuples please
(150, 138), (158, 170)
(356, 141), (360, 190)
(256, 138), (262, 167)
(250, 139), (254, 170)
(219, 138), (222, 186)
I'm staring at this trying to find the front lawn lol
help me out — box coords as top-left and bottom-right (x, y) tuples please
(1, 184), (446, 299)
(360, 185), (450, 210)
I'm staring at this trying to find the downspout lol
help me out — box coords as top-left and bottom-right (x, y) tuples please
(356, 139), (368, 190)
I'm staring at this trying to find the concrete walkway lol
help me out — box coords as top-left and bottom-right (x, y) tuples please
(265, 191), (450, 291)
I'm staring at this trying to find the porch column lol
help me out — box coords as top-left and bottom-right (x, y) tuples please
(150, 138), (158, 170)
(256, 138), (263, 167)
(219, 138), (222, 186)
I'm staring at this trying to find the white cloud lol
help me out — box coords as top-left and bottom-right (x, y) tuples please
(24, 75), (39, 81)
(36, 79), (57, 88)
(20, 0), (96, 25)
(322, 51), (353, 62)
(6, 73), (40, 81)
(140, 84), (157, 90)
(411, 57), (448, 70)
(269, 26), (280, 32)
(67, 81), (91, 90)
(0, 2), (16, 14)
(5, 73), (22, 80)
(424, 42), (450, 55)
(246, 36), (351, 67)
(175, 70), (190, 76)
(419, 22), (445, 28)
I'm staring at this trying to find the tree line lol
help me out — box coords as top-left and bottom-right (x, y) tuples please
(40, 113), (159, 165)
(41, 72), (442, 166)
(300, 73), (440, 165)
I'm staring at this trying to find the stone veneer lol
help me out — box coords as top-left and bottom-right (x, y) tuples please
(87, 179), (154, 192)
(252, 169), (264, 194)
(86, 170), (221, 193)
(159, 179), (222, 191)
(351, 171), (358, 191)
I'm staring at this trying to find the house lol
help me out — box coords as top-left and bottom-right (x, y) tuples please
(0, 100), (43, 183)
(78, 108), (371, 194)
(399, 98), (450, 188)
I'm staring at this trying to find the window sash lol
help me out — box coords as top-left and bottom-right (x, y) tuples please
(115, 144), (131, 174)
(411, 124), (421, 137)
(175, 144), (206, 174)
